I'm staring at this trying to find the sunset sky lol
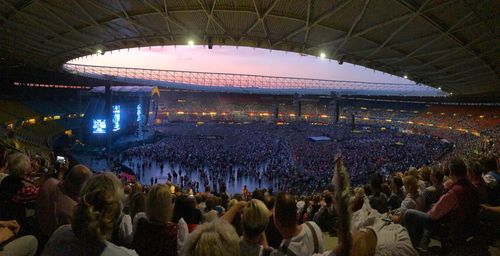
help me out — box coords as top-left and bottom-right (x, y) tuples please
(70, 45), (415, 84)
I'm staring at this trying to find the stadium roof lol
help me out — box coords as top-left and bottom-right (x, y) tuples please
(0, 0), (498, 96)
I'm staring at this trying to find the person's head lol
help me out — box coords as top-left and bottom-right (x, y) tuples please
(181, 220), (240, 256)
(390, 175), (403, 192)
(449, 158), (467, 179)
(273, 192), (297, 238)
(146, 184), (173, 224)
(173, 194), (192, 223)
(402, 175), (419, 195)
(467, 161), (483, 179)
(369, 175), (382, 195)
(482, 157), (498, 173)
(264, 195), (275, 210)
(205, 196), (217, 211)
(350, 228), (377, 256)
(62, 164), (92, 197)
(204, 185), (211, 193)
(324, 193), (334, 206)
(419, 165), (431, 182)
(72, 172), (123, 253)
(408, 167), (419, 178)
(252, 189), (265, 202)
(242, 199), (271, 240)
(430, 167), (444, 185)
(363, 184), (372, 196)
(354, 187), (365, 199)
(7, 152), (31, 178)
(129, 191), (146, 220)
(133, 182), (142, 193)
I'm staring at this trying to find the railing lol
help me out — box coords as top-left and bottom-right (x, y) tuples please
(63, 63), (445, 96)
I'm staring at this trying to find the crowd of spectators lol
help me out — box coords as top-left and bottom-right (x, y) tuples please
(0, 137), (498, 255)
(124, 123), (451, 193)
(0, 100), (499, 255)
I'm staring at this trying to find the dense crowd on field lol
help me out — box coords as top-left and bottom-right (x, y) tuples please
(124, 123), (452, 193)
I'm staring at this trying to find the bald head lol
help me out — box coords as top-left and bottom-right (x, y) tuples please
(274, 192), (297, 228)
(63, 165), (92, 196)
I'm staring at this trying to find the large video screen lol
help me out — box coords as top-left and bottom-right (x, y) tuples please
(92, 119), (106, 134)
(136, 104), (142, 123)
(112, 105), (120, 132)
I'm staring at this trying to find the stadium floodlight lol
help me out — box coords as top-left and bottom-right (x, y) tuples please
(438, 87), (442, 90)
(320, 52), (326, 59)
(188, 40), (194, 46)
(403, 75), (408, 79)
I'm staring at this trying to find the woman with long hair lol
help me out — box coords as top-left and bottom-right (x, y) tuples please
(42, 172), (137, 256)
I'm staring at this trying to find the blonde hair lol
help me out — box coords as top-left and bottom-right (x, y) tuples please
(146, 184), (173, 224)
(242, 199), (271, 238)
(181, 219), (240, 256)
(72, 172), (123, 254)
(354, 187), (365, 199)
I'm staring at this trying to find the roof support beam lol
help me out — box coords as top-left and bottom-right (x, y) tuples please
(334, 0), (370, 56)
(69, 0), (120, 41)
(197, 0), (236, 43)
(407, 33), (489, 72)
(421, 47), (500, 75)
(239, 0), (280, 46)
(390, 0), (497, 80)
(115, 0), (149, 46)
(360, 0), (432, 61)
(271, 0), (353, 48)
(302, 0), (313, 50)
(162, 0), (175, 43)
(38, 2), (99, 45)
(142, 0), (189, 32)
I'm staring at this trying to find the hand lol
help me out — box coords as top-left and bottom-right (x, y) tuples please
(0, 227), (15, 243)
(0, 220), (20, 234)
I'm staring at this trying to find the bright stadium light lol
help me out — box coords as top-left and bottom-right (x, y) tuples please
(438, 87), (442, 90)
(187, 40), (194, 46)
(403, 75), (408, 79)
(320, 52), (326, 59)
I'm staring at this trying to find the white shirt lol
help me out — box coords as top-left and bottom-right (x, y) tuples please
(272, 222), (325, 256)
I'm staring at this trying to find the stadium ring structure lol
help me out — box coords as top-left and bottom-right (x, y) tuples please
(1, 0), (499, 97)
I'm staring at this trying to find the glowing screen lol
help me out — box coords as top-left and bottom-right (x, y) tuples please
(92, 119), (106, 134)
(112, 105), (120, 131)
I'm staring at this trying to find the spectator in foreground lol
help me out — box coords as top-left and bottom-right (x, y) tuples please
(404, 158), (479, 252)
(368, 175), (387, 214)
(273, 192), (325, 255)
(42, 172), (137, 256)
(36, 164), (92, 239)
(132, 184), (187, 256)
(387, 175), (421, 224)
(418, 167), (445, 212)
(387, 175), (404, 211)
(181, 201), (244, 256)
(240, 199), (272, 256)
